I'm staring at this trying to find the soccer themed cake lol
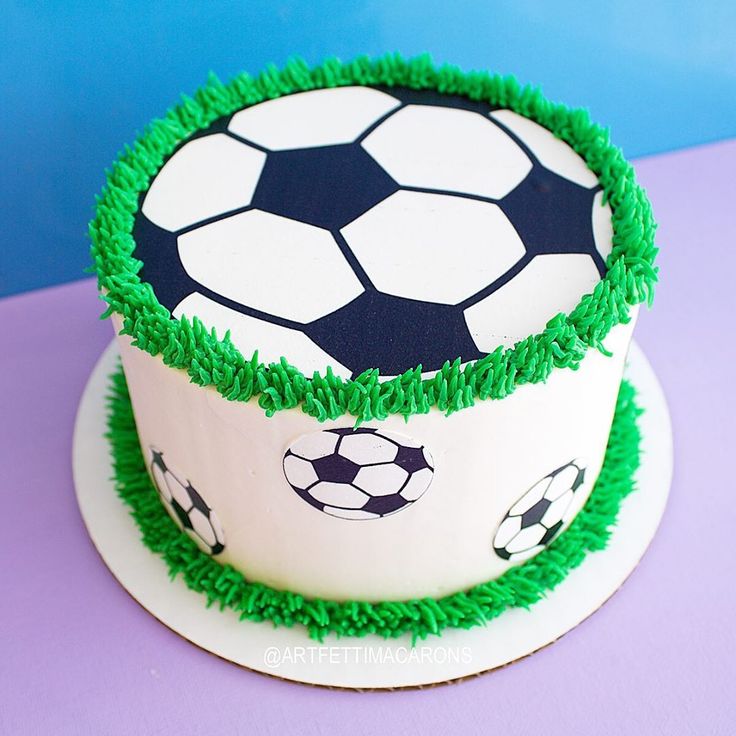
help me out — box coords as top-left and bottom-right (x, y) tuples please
(89, 56), (659, 649)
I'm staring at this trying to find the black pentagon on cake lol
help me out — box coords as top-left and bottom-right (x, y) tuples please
(171, 497), (192, 529)
(520, 497), (551, 527)
(394, 444), (433, 473)
(311, 452), (360, 484)
(498, 166), (603, 271)
(304, 290), (484, 376)
(370, 85), (502, 117)
(250, 143), (399, 230)
(362, 493), (408, 516)
(186, 482), (214, 516)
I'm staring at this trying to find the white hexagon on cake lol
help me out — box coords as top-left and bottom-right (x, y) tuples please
(133, 85), (613, 380)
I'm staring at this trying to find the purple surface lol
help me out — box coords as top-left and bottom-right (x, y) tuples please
(2, 140), (735, 735)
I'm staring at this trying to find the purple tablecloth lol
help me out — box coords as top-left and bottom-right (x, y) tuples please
(2, 140), (734, 735)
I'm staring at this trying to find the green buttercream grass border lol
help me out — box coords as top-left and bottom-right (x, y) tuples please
(89, 53), (658, 424)
(106, 365), (642, 642)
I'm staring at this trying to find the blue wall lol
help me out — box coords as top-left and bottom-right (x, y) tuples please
(2, 0), (735, 296)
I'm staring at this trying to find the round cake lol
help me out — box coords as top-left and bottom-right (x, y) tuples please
(91, 56), (657, 633)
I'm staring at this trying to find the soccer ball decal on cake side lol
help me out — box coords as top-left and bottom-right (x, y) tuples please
(282, 428), (434, 519)
(493, 459), (586, 561)
(149, 447), (225, 555)
(135, 85), (613, 379)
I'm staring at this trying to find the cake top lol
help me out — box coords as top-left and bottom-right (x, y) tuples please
(90, 55), (657, 420)
(134, 85), (611, 380)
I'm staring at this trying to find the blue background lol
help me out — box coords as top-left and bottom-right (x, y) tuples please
(2, 0), (735, 297)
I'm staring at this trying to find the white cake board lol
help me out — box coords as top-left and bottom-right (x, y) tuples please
(73, 340), (672, 689)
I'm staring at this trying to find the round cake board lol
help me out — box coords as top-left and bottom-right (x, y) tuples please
(73, 340), (672, 689)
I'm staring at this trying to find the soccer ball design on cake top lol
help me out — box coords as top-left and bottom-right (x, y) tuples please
(283, 427), (434, 519)
(150, 448), (225, 555)
(134, 85), (613, 379)
(493, 459), (586, 561)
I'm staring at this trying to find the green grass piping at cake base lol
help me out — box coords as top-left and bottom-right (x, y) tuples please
(106, 366), (642, 642)
(89, 53), (658, 424)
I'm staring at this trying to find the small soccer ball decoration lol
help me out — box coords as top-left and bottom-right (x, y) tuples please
(282, 428), (434, 519)
(135, 85), (612, 379)
(493, 459), (586, 561)
(149, 447), (225, 555)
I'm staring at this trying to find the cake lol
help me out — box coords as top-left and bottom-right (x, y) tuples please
(90, 55), (658, 640)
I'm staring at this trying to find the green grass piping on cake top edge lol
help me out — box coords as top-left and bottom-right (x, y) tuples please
(106, 365), (642, 643)
(90, 53), (658, 424)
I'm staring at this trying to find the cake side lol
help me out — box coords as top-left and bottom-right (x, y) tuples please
(112, 311), (636, 601)
(105, 363), (644, 641)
